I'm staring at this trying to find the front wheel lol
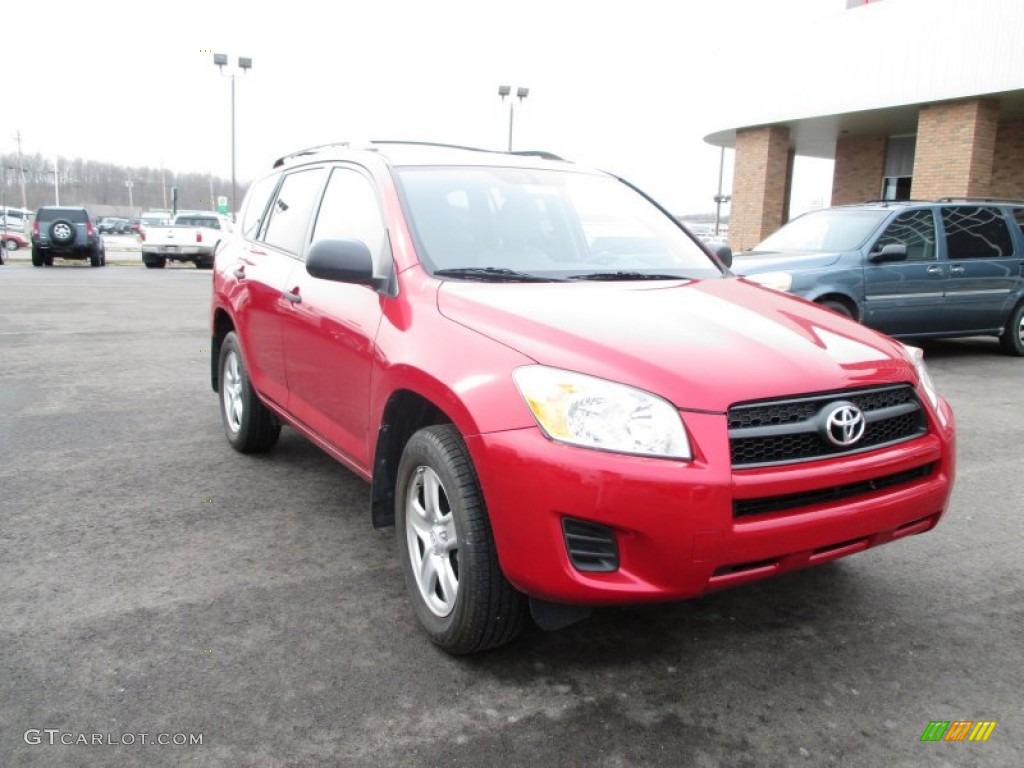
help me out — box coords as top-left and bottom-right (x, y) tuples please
(396, 424), (525, 654)
(218, 332), (280, 453)
(999, 302), (1024, 356)
(818, 299), (855, 320)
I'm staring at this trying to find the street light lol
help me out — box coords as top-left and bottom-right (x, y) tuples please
(213, 53), (253, 222)
(497, 85), (529, 152)
(125, 179), (134, 213)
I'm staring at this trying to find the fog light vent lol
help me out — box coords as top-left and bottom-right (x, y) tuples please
(562, 518), (619, 573)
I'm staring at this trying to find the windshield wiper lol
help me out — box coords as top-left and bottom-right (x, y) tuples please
(568, 271), (687, 281)
(433, 267), (563, 283)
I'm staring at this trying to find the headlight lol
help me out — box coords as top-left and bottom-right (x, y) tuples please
(744, 271), (793, 292)
(902, 344), (939, 411)
(512, 366), (691, 459)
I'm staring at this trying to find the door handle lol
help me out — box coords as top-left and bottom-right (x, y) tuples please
(949, 265), (965, 274)
(926, 266), (943, 275)
(283, 288), (302, 304)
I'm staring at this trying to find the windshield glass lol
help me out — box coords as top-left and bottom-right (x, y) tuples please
(394, 166), (721, 280)
(751, 209), (890, 252)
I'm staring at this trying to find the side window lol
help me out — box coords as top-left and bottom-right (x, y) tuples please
(262, 168), (327, 254)
(941, 206), (1014, 259)
(240, 174), (280, 240)
(1012, 207), (1024, 238)
(874, 209), (937, 261)
(311, 168), (391, 276)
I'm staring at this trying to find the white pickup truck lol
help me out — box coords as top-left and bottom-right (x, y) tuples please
(140, 212), (232, 269)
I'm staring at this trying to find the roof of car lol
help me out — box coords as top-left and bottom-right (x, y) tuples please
(272, 140), (583, 172)
(833, 197), (1024, 211)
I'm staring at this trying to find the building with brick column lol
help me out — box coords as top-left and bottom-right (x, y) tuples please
(704, 0), (1024, 251)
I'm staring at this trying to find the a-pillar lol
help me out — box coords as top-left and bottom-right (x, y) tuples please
(729, 125), (792, 251)
(911, 99), (999, 199)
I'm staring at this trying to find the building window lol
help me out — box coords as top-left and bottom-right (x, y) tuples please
(881, 136), (916, 201)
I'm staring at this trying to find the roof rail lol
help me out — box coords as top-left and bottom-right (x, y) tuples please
(272, 140), (569, 168)
(856, 199), (931, 205)
(933, 196), (1024, 204)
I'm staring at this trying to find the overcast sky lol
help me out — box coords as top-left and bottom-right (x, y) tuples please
(6, 0), (845, 214)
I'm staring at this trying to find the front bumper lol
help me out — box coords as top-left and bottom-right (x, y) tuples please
(467, 398), (955, 605)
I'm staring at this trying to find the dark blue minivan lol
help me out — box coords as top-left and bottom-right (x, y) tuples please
(732, 199), (1024, 355)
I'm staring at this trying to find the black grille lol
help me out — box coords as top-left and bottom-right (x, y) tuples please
(562, 518), (619, 572)
(729, 385), (927, 468)
(734, 463), (935, 517)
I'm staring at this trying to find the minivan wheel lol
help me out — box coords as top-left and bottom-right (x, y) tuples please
(819, 299), (854, 320)
(999, 302), (1024, 357)
(395, 424), (525, 654)
(218, 332), (281, 453)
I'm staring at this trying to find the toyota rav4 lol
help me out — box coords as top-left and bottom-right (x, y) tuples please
(210, 142), (956, 654)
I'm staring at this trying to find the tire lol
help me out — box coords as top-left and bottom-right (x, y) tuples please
(31, 247), (43, 267)
(90, 249), (101, 267)
(218, 331), (280, 453)
(819, 299), (855, 320)
(999, 301), (1024, 357)
(0, 248), (6, 266)
(49, 219), (75, 245)
(196, 255), (214, 270)
(143, 257), (166, 269)
(100, 251), (107, 267)
(396, 424), (526, 654)
(4, 237), (19, 251)
(43, 254), (54, 267)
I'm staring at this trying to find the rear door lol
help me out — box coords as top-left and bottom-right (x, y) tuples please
(939, 205), (1023, 332)
(226, 169), (325, 409)
(862, 207), (946, 335)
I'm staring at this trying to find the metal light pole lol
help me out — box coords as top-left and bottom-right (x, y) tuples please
(498, 85), (529, 152)
(213, 53), (252, 222)
(125, 179), (134, 212)
(713, 146), (731, 237)
(52, 158), (60, 206)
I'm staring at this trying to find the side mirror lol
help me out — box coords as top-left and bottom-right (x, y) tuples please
(714, 244), (733, 268)
(306, 238), (382, 287)
(868, 243), (908, 263)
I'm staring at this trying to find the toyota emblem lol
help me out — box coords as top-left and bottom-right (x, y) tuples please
(823, 403), (866, 447)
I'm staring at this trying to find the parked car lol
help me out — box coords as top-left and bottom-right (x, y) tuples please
(97, 217), (120, 234)
(31, 206), (106, 267)
(2, 230), (28, 252)
(210, 141), (955, 654)
(141, 212), (232, 269)
(732, 199), (1024, 356)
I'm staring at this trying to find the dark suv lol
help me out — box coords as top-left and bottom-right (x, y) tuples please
(31, 206), (106, 267)
(732, 199), (1024, 355)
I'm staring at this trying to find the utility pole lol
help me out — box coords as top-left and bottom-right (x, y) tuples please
(14, 130), (27, 209)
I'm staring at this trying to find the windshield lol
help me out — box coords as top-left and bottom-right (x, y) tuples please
(394, 166), (721, 280)
(751, 209), (890, 253)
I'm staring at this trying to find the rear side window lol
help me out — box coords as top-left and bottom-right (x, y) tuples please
(262, 168), (327, 254)
(240, 174), (281, 240)
(874, 209), (937, 261)
(941, 206), (1014, 259)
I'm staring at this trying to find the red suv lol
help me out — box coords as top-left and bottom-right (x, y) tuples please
(210, 142), (955, 653)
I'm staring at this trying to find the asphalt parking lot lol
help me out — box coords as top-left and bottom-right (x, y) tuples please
(1, 262), (1021, 767)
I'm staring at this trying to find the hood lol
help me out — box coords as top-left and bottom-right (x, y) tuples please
(731, 250), (842, 275)
(437, 277), (914, 412)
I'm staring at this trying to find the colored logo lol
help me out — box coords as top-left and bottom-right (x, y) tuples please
(920, 720), (997, 742)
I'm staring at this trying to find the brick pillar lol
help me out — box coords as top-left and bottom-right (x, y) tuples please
(832, 135), (886, 205)
(911, 99), (999, 199)
(730, 125), (792, 251)
(990, 120), (1024, 199)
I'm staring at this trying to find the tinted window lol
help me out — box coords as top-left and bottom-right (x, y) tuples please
(311, 168), (390, 275)
(240, 173), (281, 240)
(262, 168), (326, 254)
(874, 209), (937, 261)
(1012, 207), (1024, 236)
(941, 206), (1014, 259)
(36, 208), (88, 223)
